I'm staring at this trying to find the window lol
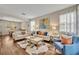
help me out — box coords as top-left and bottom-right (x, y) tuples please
(59, 14), (67, 32)
(30, 20), (35, 31)
(59, 11), (76, 33)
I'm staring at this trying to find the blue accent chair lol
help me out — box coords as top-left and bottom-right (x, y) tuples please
(54, 36), (79, 55)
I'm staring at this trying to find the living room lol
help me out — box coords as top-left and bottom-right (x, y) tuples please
(0, 4), (79, 55)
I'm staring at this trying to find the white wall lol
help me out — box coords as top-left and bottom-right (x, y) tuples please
(0, 20), (9, 35)
(31, 5), (76, 35)
(0, 17), (31, 35)
(31, 11), (59, 33)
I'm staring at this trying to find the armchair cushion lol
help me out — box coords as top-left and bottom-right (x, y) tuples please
(63, 43), (79, 55)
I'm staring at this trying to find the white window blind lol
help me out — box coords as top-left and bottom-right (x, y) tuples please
(59, 11), (76, 33)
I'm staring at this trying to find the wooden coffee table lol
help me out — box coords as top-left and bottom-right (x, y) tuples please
(25, 36), (48, 55)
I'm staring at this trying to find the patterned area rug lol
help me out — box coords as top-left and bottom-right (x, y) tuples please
(37, 43), (62, 55)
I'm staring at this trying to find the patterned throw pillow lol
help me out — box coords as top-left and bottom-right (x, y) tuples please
(61, 35), (72, 44)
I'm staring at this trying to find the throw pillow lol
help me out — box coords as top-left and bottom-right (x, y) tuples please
(61, 35), (72, 44)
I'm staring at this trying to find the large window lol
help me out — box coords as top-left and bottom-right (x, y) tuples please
(59, 11), (76, 33)
(30, 20), (35, 31)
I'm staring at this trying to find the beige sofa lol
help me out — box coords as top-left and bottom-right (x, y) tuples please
(12, 31), (29, 41)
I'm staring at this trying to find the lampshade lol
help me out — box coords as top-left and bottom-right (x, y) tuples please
(52, 26), (56, 30)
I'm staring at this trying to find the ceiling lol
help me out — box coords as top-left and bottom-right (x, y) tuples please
(0, 4), (74, 20)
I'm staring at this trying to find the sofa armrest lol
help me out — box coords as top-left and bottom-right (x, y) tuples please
(63, 44), (75, 55)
